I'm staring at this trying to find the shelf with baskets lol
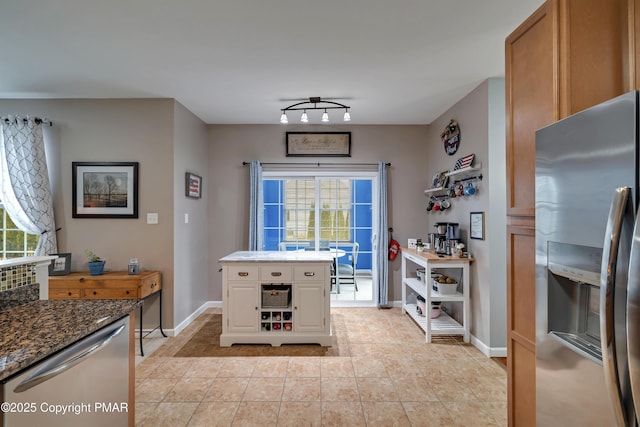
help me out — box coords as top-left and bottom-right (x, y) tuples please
(401, 247), (472, 342)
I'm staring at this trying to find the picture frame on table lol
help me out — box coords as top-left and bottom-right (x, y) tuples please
(72, 162), (138, 218)
(48, 253), (71, 276)
(286, 132), (351, 157)
(185, 172), (202, 199)
(470, 211), (485, 240)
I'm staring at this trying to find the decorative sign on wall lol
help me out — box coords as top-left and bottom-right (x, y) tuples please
(286, 132), (351, 157)
(441, 119), (461, 156)
(186, 172), (202, 199)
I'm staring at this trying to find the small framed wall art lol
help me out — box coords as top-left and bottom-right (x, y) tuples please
(286, 132), (351, 157)
(185, 172), (202, 199)
(72, 162), (139, 218)
(470, 211), (485, 240)
(48, 253), (71, 276)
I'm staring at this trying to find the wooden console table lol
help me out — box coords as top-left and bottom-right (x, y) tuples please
(48, 270), (166, 356)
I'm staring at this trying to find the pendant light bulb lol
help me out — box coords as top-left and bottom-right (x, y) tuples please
(300, 110), (309, 123)
(280, 112), (288, 124)
(321, 109), (329, 122)
(343, 110), (351, 122)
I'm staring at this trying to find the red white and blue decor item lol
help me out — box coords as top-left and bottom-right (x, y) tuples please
(441, 119), (461, 155)
(453, 153), (475, 170)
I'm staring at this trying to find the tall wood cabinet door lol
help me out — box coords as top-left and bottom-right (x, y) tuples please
(227, 284), (259, 333)
(507, 224), (536, 427)
(628, 0), (640, 89)
(636, 0), (640, 87)
(559, 0), (626, 116)
(505, 1), (558, 218)
(294, 283), (325, 332)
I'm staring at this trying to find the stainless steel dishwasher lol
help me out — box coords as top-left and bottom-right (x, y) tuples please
(2, 315), (130, 427)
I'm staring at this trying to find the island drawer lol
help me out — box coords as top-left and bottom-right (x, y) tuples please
(226, 265), (259, 281)
(260, 264), (292, 282)
(293, 265), (325, 281)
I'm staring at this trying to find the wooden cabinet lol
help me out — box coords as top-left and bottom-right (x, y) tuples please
(505, 1), (627, 425)
(49, 271), (164, 357)
(49, 271), (161, 300)
(220, 259), (332, 347)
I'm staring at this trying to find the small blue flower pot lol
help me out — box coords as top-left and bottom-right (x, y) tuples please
(88, 261), (106, 276)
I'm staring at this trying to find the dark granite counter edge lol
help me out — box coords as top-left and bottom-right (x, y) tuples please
(0, 299), (143, 382)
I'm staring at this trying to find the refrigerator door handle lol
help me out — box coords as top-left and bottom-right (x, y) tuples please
(600, 186), (632, 427)
(628, 200), (640, 422)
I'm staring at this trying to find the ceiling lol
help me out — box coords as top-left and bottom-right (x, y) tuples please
(1, 0), (544, 125)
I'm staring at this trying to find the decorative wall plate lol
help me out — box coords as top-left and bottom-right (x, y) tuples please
(441, 119), (461, 155)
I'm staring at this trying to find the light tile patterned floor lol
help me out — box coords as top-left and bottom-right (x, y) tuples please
(135, 307), (507, 426)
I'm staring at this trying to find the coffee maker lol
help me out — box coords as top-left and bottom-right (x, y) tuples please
(434, 222), (460, 255)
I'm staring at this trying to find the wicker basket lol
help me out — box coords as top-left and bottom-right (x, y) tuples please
(261, 286), (291, 308)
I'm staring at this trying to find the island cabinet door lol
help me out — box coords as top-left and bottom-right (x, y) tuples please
(227, 283), (260, 333)
(294, 283), (325, 332)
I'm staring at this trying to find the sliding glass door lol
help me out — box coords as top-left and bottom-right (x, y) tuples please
(262, 171), (377, 305)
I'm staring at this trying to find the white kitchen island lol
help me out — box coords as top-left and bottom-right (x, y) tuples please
(219, 251), (334, 347)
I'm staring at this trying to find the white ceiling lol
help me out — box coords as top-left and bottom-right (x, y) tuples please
(0, 0), (544, 125)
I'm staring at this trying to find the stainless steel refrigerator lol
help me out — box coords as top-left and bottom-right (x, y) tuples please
(535, 90), (640, 426)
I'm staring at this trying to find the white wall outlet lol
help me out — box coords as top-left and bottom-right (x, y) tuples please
(147, 213), (159, 224)
(184, 213), (189, 224)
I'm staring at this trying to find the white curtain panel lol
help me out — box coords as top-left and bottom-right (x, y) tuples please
(248, 160), (263, 251)
(0, 116), (58, 255)
(376, 162), (389, 307)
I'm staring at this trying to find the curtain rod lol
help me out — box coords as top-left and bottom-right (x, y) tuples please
(242, 162), (390, 167)
(2, 117), (53, 126)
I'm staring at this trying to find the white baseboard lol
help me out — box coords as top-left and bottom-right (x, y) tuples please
(161, 301), (222, 337)
(471, 335), (507, 358)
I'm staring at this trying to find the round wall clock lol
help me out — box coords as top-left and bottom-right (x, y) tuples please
(441, 119), (461, 155)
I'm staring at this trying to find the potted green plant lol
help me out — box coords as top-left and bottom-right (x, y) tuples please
(85, 250), (106, 276)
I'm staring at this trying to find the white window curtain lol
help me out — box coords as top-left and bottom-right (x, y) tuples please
(248, 160), (263, 251)
(376, 161), (389, 307)
(0, 116), (58, 255)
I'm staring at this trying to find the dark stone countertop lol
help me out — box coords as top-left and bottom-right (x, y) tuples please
(0, 299), (142, 382)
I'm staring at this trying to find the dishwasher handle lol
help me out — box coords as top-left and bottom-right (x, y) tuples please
(13, 321), (126, 394)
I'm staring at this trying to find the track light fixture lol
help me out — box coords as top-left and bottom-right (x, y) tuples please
(280, 97), (351, 124)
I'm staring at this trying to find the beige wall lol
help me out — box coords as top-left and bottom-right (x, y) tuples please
(0, 99), (181, 329)
(424, 78), (507, 352)
(173, 101), (209, 325)
(207, 124), (430, 302)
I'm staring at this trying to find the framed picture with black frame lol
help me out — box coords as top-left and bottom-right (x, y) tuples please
(72, 162), (139, 218)
(470, 211), (485, 240)
(185, 172), (202, 199)
(48, 253), (71, 276)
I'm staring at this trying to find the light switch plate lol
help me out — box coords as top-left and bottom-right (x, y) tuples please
(147, 213), (159, 224)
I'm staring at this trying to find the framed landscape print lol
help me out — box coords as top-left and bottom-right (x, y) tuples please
(72, 162), (139, 218)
